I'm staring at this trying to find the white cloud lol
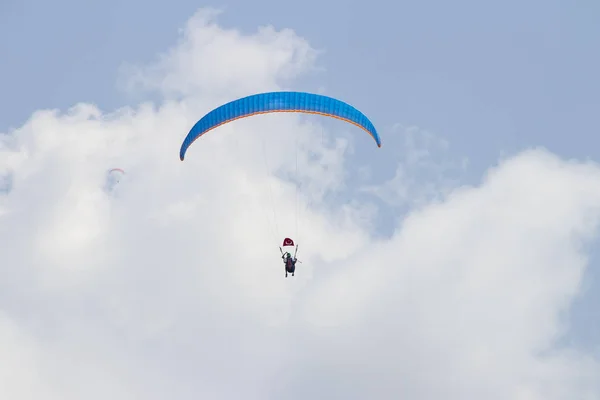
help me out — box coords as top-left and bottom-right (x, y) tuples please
(122, 8), (318, 102)
(361, 124), (468, 209)
(0, 8), (599, 400)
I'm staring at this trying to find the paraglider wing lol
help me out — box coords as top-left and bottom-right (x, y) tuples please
(179, 91), (381, 160)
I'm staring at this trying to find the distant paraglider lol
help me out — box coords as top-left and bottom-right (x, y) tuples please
(104, 168), (125, 192)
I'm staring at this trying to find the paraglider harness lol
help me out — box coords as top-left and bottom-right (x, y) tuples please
(280, 245), (300, 277)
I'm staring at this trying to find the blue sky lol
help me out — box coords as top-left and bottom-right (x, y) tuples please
(3, 0), (599, 168)
(1, 1), (600, 398)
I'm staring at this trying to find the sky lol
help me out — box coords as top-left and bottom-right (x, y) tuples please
(1, 1), (600, 399)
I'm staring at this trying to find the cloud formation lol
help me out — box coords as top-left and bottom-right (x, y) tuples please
(0, 8), (599, 400)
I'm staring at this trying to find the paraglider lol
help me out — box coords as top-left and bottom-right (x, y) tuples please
(104, 168), (125, 192)
(179, 91), (381, 277)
